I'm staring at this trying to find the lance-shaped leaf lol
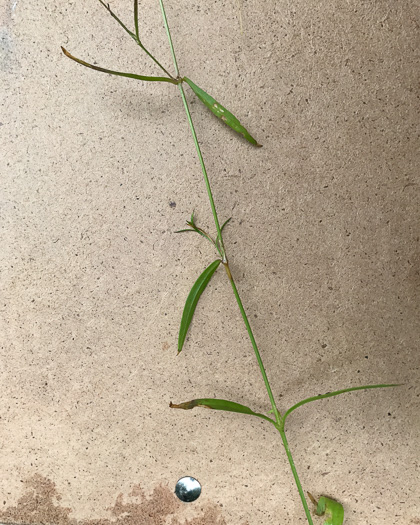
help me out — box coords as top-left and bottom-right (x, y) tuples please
(220, 217), (232, 232)
(312, 495), (344, 525)
(178, 259), (221, 354)
(170, 398), (276, 426)
(183, 77), (262, 147)
(61, 47), (177, 84)
(283, 383), (402, 425)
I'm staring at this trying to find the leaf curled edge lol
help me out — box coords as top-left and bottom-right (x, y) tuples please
(315, 495), (344, 525)
(178, 259), (221, 354)
(169, 398), (276, 426)
(183, 77), (262, 147)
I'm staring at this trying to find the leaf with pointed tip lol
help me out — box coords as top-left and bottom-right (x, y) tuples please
(283, 383), (402, 424)
(176, 224), (215, 246)
(61, 47), (177, 84)
(221, 217), (232, 232)
(183, 77), (262, 147)
(169, 398), (276, 426)
(175, 228), (196, 234)
(178, 260), (221, 353)
(315, 496), (344, 525)
(195, 230), (215, 244)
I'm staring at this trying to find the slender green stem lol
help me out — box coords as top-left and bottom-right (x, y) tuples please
(177, 84), (224, 253)
(160, 1), (277, 416)
(159, 2), (312, 523)
(280, 431), (314, 525)
(178, 72), (280, 422)
(158, 0), (180, 77)
(99, 0), (135, 38)
(138, 42), (175, 79)
(134, 0), (140, 41)
(99, 0), (174, 79)
(228, 274), (282, 423)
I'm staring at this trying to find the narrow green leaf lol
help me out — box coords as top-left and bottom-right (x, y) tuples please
(169, 398), (276, 426)
(193, 227), (216, 245)
(176, 223), (216, 246)
(284, 383), (402, 423)
(316, 496), (344, 525)
(177, 210), (216, 244)
(221, 217), (232, 232)
(61, 47), (177, 84)
(183, 77), (262, 147)
(178, 260), (221, 353)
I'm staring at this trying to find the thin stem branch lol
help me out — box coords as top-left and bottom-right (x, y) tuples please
(99, 0), (135, 38)
(280, 431), (314, 525)
(134, 0), (140, 41)
(138, 42), (175, 79)
(99, 0), (174, 79)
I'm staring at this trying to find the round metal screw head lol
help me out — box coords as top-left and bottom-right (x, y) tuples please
(174, 476), (202, 502)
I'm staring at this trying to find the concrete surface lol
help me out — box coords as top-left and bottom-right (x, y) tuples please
(1, 0), (419, 524)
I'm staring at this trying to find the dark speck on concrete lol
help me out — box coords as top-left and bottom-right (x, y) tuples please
(169, 201), (176, 208)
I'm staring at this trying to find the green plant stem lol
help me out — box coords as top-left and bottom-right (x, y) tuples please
(138, 41), (175, 80)
(177, 84), (224, 253)
(134, 0), (140, 41)
(280, 430), (314, 525)
(159, 0), (223, 250)
(159, 0), (278, 419)
(177, 73), (279, 419)
(159, 1), (312, 523)
(158, 0), (179, 77)
(99, 0), (174, 79)
(228, 272), (282, 423)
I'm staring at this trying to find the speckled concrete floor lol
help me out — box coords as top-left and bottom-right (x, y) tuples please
(1, 1), (419, 524)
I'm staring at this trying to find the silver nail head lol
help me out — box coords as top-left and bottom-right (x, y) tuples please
(175, 476), (202, 502)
